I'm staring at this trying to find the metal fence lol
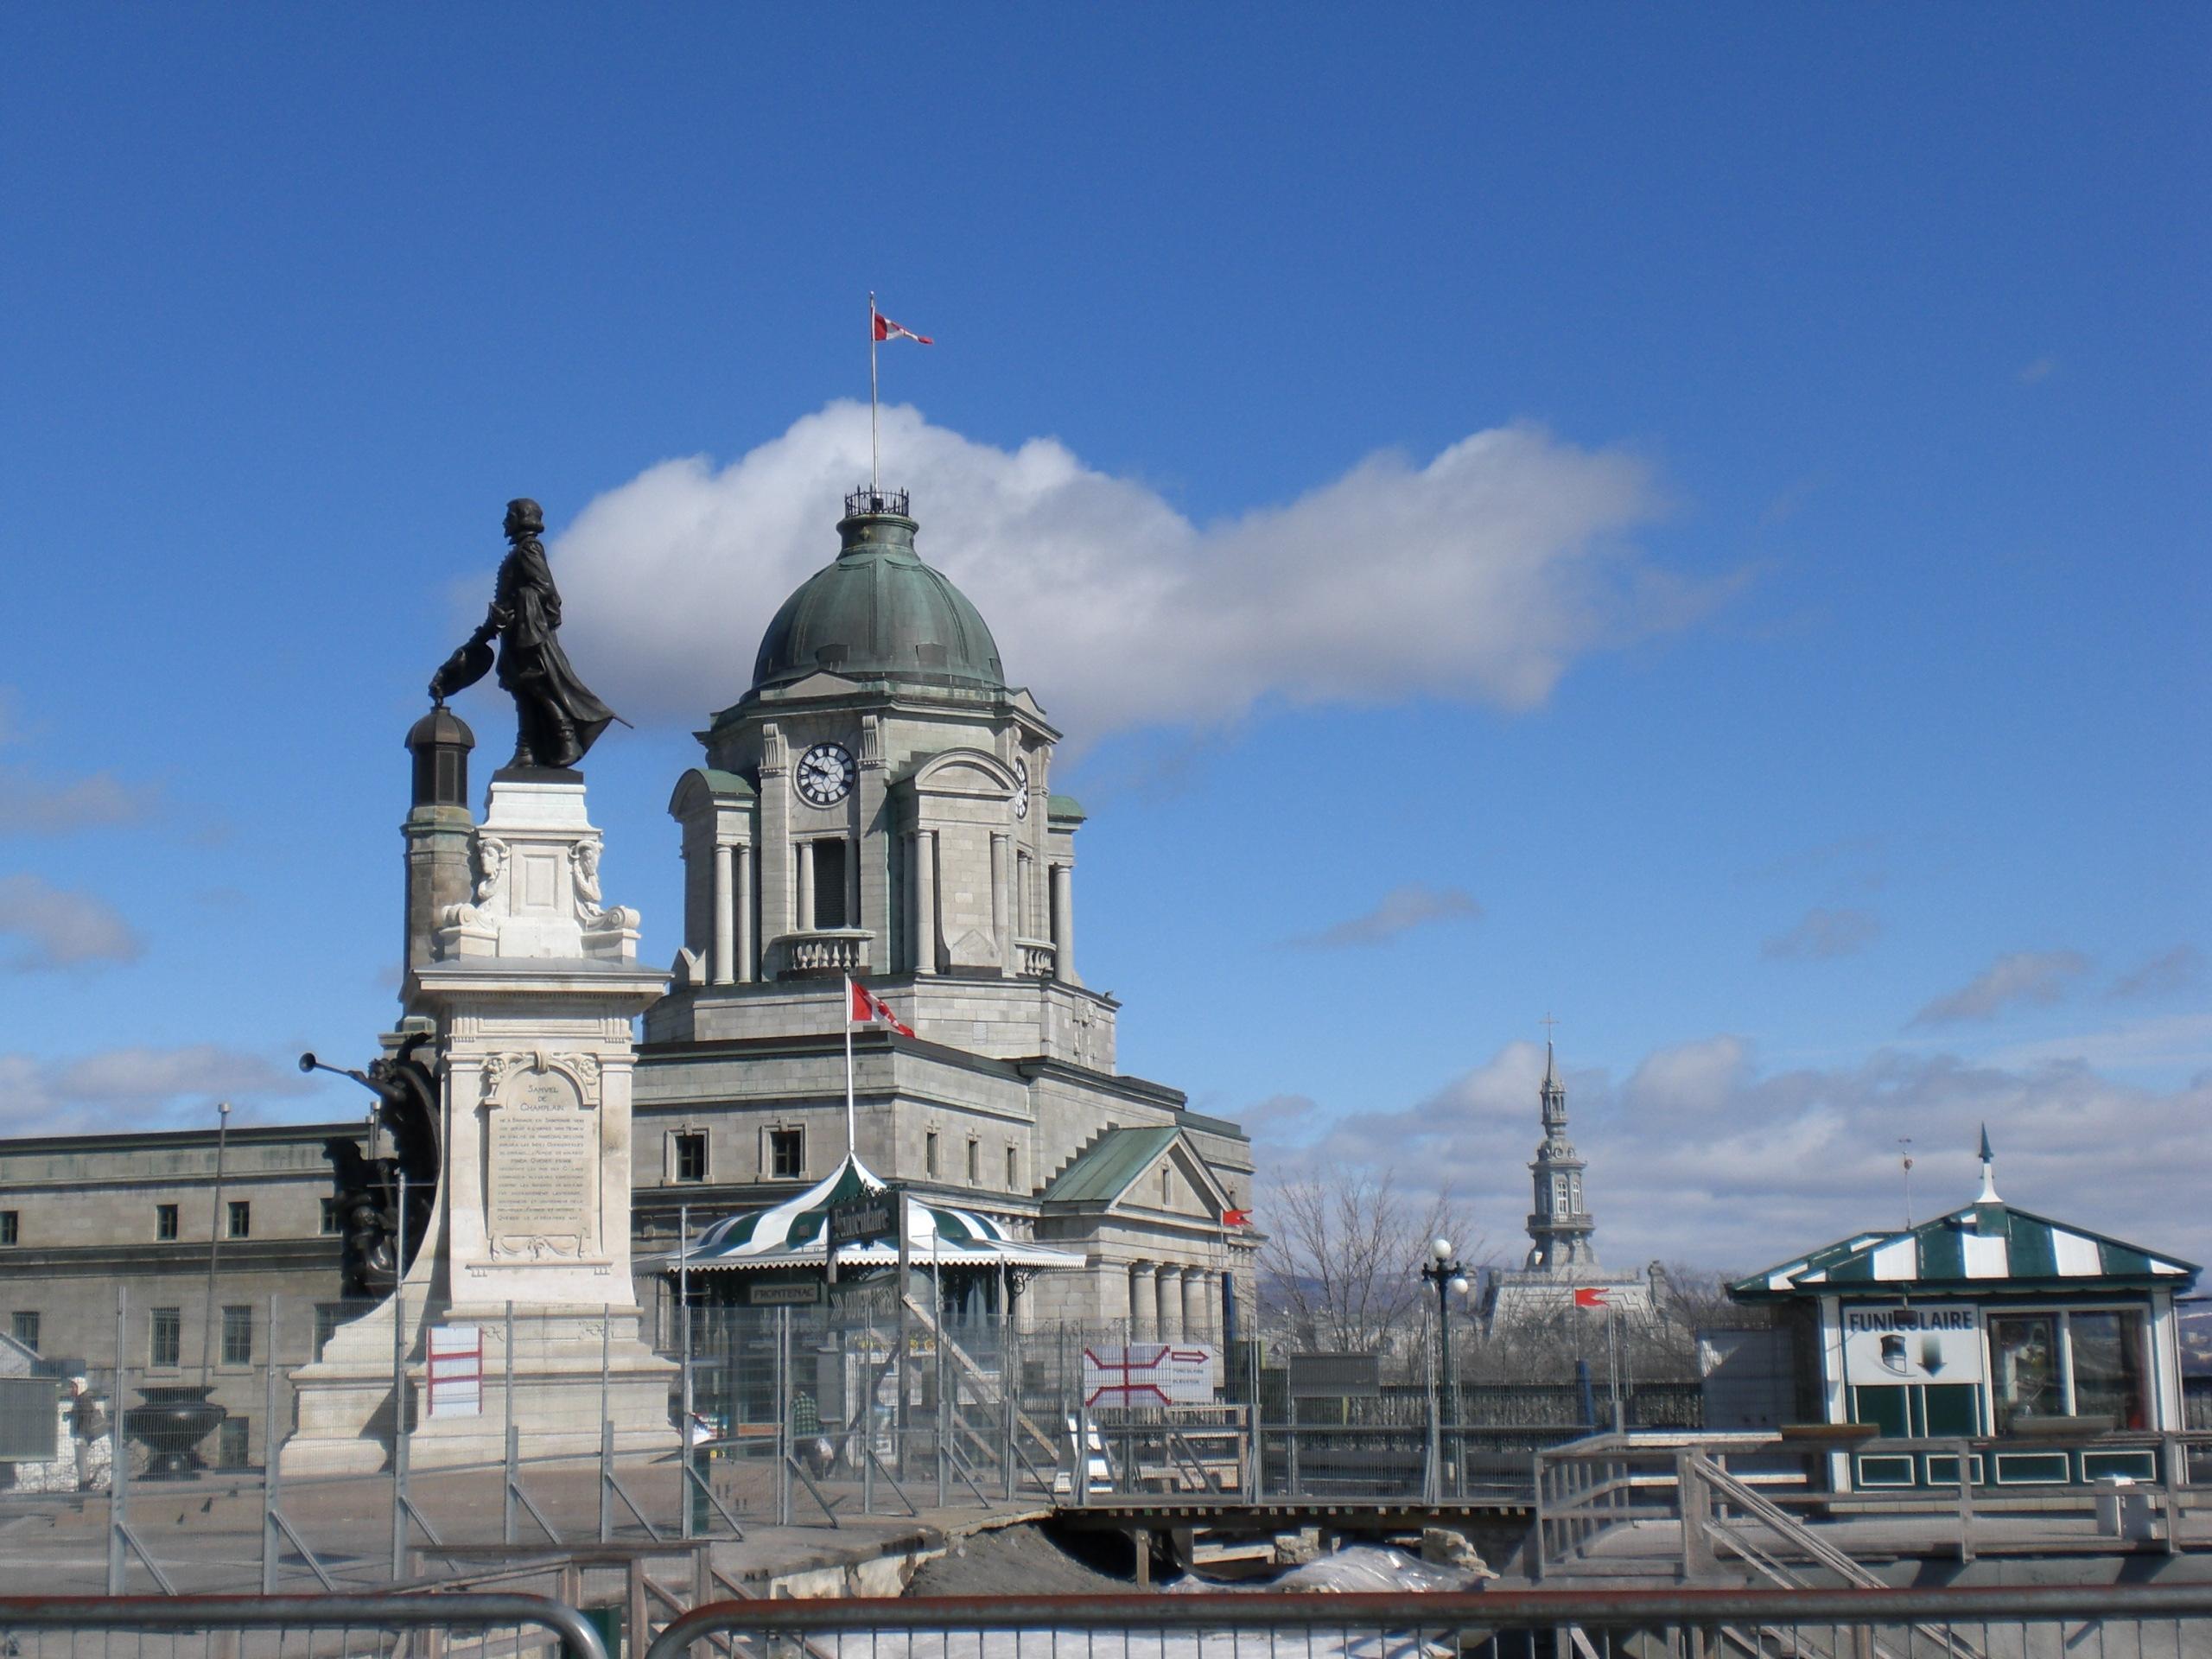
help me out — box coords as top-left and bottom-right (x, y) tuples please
(643, 1586), (2212, 1659)
(0, 1594), (604, 1659)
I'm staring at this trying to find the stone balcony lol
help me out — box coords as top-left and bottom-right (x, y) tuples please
(771, 928), (872, 978)
(1015, 938), (1056, 979)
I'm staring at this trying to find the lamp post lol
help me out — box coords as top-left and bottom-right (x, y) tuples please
(1419, 1236), (1471, 1500)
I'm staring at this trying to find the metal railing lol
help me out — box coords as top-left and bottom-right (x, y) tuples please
(645, 1586), (2212, 1659)
(0, 1593), (606, 1659)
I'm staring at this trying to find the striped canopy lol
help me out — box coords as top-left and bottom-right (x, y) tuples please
(1736, 1200), (2199, 1298)
(663, 1151), (1085, 1273)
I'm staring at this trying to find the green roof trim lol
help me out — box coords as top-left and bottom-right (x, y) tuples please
(1046, 793), (1086, 823)
(1042, 1126), (1179, 1205)
(696, 768), (756, 798)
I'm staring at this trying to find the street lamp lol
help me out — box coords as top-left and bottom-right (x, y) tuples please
(1420, 1237), (1471, 1499)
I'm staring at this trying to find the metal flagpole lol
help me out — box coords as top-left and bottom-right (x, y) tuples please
(868, 291), (880, 495)
(843, 976), (857, 1154)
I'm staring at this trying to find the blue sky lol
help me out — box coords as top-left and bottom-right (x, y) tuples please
(2, 7), (2205, 1270)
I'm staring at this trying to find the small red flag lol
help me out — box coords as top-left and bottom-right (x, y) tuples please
(848, 977), (915, 1038)
(872, 307), (932, 346)
(1573, 1287), (1611, 1308)
(1221, 1208), (1251, 1228)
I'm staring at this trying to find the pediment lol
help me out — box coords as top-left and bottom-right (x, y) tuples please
(911, 747), (1019, 799)
(769, 670), (865, 701)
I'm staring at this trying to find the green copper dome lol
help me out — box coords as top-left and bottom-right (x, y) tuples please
(751, 493), (1005, 695)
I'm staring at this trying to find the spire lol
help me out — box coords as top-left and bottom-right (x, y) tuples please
(1525, 1023), (1594, 1270)
(1976, 1122), (2000, 1205)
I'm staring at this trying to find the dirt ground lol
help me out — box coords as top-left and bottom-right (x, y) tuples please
(906, 1521), (1135, 1597)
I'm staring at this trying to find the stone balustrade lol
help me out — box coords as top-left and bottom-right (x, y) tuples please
(1016, 938), (1056, 979)
(772, 928), (872, 976)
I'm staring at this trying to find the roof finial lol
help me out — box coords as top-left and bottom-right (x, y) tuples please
(1976, 1122), (2000, 1205)
(1540, 1012), (1560, 1082)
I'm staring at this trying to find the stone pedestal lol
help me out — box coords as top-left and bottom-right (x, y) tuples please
(285, 772), (678, 1474)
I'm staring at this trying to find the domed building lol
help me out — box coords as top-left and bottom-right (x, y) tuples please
(628, 488), (1258, 1335)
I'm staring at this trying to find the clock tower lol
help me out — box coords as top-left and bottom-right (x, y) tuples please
(632, 486), (1257, 1337)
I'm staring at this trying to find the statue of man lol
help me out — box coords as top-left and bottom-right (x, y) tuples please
(430, 499), (624, 769)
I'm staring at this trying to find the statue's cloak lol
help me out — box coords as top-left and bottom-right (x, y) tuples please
(493, 538), (620, 760)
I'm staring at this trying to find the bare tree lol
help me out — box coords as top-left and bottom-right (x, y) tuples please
(1257, 1165), (1473, 1358)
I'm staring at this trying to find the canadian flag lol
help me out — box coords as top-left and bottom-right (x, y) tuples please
(848, 977), (915, 1038)
(1573, 1287), (1612, 1309)
(1221, 1208), (1251, 1228)
(872, 307), (932, 346)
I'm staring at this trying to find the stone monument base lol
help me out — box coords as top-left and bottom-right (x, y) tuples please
(282, 1301), (678, 1476)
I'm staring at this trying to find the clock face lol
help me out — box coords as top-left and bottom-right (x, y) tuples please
(795, 742), (855, 807)
(1011, 755), (1030, 820)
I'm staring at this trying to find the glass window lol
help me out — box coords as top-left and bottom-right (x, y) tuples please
(217, 1417), (251, 1470)
(312, 1304), (347, 1361)
(1988, 1313), (2061, 1433)
(811, 840), (849, 929)
(156, 1204), (179, 1240)
(0, 1211), (16, 1245)
(1850, 1384), (1910, 1438)
(320, 1198), (343, 1236)
(221, 1304), (252, 1366)
(673, 1132), (708, 1183)
(769, 1128), (804, 1179)
(227, 1200), (251, 1239)
(150, 1307), (182, 1368)
(2069, 1311), (2149, 1430)
(10, 1311), (38, 1351)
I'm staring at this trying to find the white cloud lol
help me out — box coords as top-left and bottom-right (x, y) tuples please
(0, 874), (141, 969)
(1262, 1036), (2212, 1273)
(2017, 357), (2057, 385)
(1287, 883), (1481, 950)
(0, 768), (156, 835)
(1912, 950), (2088, 1025)
(548, 403), (1713, 744)
(1761, 906), (1880, 961)
(0, 1044), (312, 1135)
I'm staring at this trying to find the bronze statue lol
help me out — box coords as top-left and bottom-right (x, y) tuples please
(430, 499), (624, 769)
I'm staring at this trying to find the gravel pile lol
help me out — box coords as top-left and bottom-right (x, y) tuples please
(906, 1522), (1132, 1598)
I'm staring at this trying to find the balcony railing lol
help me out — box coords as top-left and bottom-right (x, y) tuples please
(1016, 938), (1056, 979)
(773, 928), (871, 976)
(843, 486), (909, 518)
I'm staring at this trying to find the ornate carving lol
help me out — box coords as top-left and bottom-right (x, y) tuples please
(479, 1052), (517, 1102)
(570, 837), (604, 921)
(474, 836), (507, 906)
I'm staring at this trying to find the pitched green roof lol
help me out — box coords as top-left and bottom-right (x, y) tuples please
(1041, 1126), (1179, 1205)
(1734, 1202), (2200, 1300)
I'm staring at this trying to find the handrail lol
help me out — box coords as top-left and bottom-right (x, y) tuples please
(0, 1592), (607, 1659)
(645, 1584), (2212, 1659)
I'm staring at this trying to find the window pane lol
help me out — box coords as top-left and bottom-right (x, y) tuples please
(812, 840), (849, 930)
(0, 1211), (17, 1245)
(227, 1200), (251, 1239)
(151, 1307), (182, 1368)
(1988, 1314), (2061, 1433)
(1850, 1384), (1910, 1438)
(157, 1205), (179, 1240)
(222, 1305), (252, 1366)
(2069, 1311), (2149, 1430)
(10, 1311), (38, 1351)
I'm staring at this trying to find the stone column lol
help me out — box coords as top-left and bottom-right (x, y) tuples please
(1095, 1256), (1131, 1329)
(1182, 1270), (1210, 1343)
(1051, 861), (1077, 983)
(1156, 1268), (1182, 1342)
(711, 843), (734, 985)
(1128, 1265), (1154, 1342)
(795, 838), (815, 932)
(734, 844), (755, 982)
(913, 830), (938, 975)
(989, 831), (1011, 972)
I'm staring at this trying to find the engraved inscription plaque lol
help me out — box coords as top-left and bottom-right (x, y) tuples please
(488, 1065), (595, 1257)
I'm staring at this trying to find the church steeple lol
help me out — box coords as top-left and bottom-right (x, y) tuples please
(1526, 1037), (1598, 1270)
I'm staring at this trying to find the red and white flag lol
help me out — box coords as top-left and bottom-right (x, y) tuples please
(872, 307), (932, 346)
(1221, 1207), (1252, 1228)
(848, 976), (915, 1038)
(1573, 1287), (1612, 1309)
